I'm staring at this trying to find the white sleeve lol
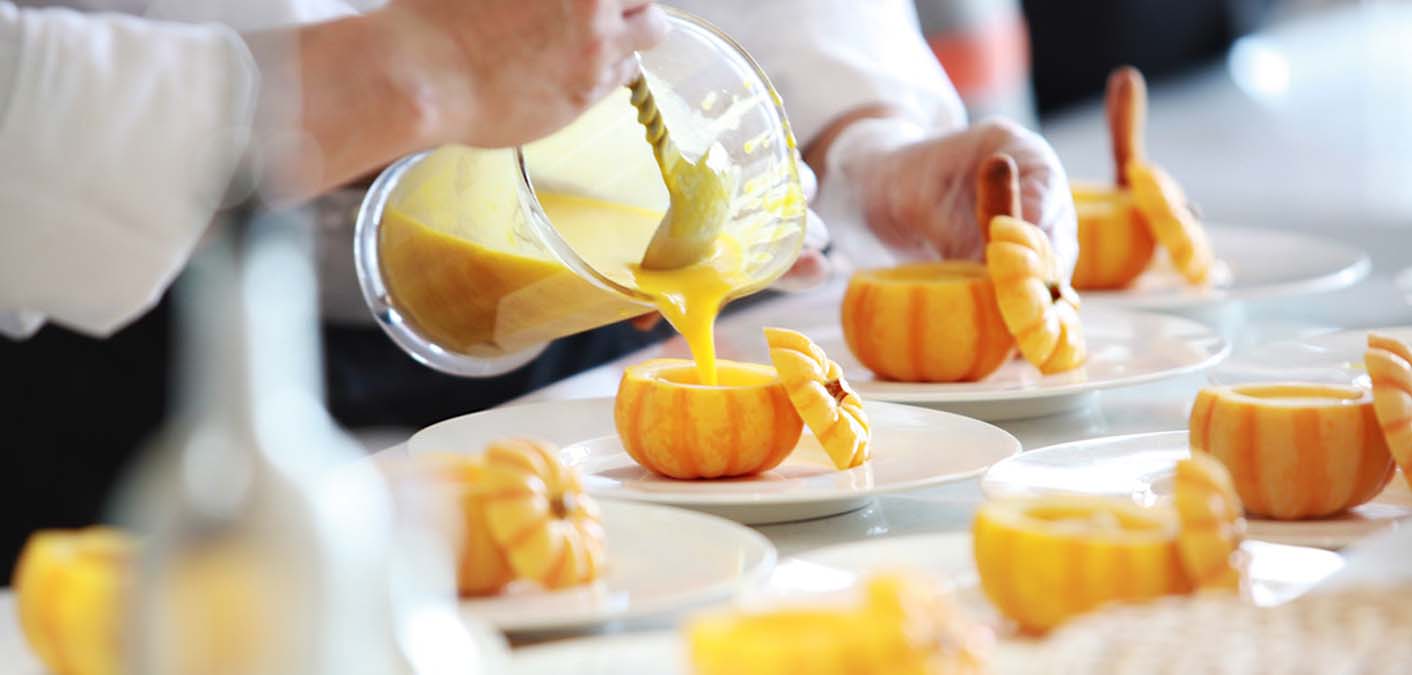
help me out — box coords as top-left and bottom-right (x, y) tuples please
(0, 3), (258, 339)
(670, 0), (966, 146)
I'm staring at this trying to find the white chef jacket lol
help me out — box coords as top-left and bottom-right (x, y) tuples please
(0, 0), (962, 339)
(0, 0), (363, 340)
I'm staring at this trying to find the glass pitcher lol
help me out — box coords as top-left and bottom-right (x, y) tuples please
(354, 8), (805, 377)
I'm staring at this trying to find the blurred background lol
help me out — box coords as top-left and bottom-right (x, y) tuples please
(0, 0), (1404, 579)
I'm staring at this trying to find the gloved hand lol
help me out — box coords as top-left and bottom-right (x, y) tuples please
(820, 117), (1078, 276)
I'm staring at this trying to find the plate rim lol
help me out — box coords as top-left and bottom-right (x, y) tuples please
(412, 399), (1022, 508)
(979, 428), (1188, 500)
(1081, 224), (1372, 310)
(463, 500), (778, 633)
(849, 308), (1231, 403)
(979, 430), (1412, 548)
(1214, 324), (1412, 382)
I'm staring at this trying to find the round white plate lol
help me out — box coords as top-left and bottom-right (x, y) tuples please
(980, 431), (1412, 549)
(1212, 325), (1412, 387)
(828, 308), (1228, 419)
(705, 300), (1229, 421)
(412, 399), (1020, 525)
(508, 533), (1342, 674)
(792, 532), (1343, 610)
(1081, 225), (1370, 310)
(461, 501), (774, 633)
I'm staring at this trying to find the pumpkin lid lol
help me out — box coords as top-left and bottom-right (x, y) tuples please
(1365, 332), (1412, 482)
(977, 154), (1087, 374)
(764, 327), (870, 470)
(1126, 160), (1215, 286)
(1172, 454), (1247, 591)
(478, 438), (607, 590)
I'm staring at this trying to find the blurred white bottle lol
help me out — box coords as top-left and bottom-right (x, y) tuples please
(113, 210), (504, 675)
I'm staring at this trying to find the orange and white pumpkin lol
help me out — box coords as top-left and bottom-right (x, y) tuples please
(1189, 383), (1396, 520)
(615, 359), (804, 479)
(1366, 332), (1412, 490)
(1127, 161), (1215, 286)
(986, 214), (1086, 374)
(973, 496), (1192, 633)
(1172, 454), (1246, 591)
(1072, 184), (1155, 290)
(14, 527), (134, 675)
(401, 441), (605, 595)
(689, 572), (989, 675)
(478, 439), (606, 591)
(841, 262), (1014, 383)
(764, 327), (870, 469)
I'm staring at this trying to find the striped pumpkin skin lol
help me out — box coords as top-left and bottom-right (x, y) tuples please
(841, 262), (1015, 383)
(14, 528), (134, 675)
(973, 497), (1191, 633)
(1366, 332), (1412, 491)
(987, 216), (1087, 374)
(479, 439), (607, 591)
(407, 442), (606, 595)
(394, 452), (520, 596)
(1127, 161), (1215, 286)
(1071, 186), (1155, 290)
(764, 328), (871, 470)
(1172, 455), (1246, 590)
(1189, 384), (1396, 520)
(615, 359), (804, 480)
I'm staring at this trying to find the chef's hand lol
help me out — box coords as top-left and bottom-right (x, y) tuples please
(829, 117), (1078, 274)
(252, 0), (666, 203)
(380, 0), (667, 148)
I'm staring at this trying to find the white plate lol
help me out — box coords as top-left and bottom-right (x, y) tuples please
(1082, 225), (1371, 310)
(792, 532), (1343, 610)
(1212, 325), (1412, 386)
(829, 308), (1228, 419)
(412, 399), (1020, 525)
(980, 431), (1412, 549)
(705, 299), (1230, 421)
(509, 533), (1343, 675)
(462, 501), (775, 633)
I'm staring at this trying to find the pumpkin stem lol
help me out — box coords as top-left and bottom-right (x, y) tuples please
(1106, 65), (1147, 187)
(551, 492), (577, 519)
(975, 153), (1021, 241)
(825, 379), (846, 403)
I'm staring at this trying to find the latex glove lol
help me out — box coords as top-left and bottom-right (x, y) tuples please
(381, 0), (668, 148)
(821, 117), (1078, 277)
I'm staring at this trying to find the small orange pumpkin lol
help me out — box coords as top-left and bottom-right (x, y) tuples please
(1072, 184), (1155, 290)
(841, 262), (1015, 383)
(400, 440), (605, 595)
(1127, 160), (1215, 286)
(1172, 454), (1246, 591)
(14, 527), (134, 675)
(1365, 332), (1412, 490)
(973, 496), (1192, 633)
(615, 359), (804, 479)
(982, 153), (1087, 375)
(1190, 383), (1396, 520)
(479, 439), (606, 590)
(764, 327), (870, 469)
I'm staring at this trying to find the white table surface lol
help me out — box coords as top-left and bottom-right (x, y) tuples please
(5, 4), (1412, 669)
